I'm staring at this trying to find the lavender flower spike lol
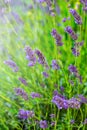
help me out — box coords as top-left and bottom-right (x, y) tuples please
(4, 60), (19, 72)
(68, 97), (81, 109)
(70, 119), (75, 124)
(71, 48), (80, 56)
(65, 26), (78, 40)
(35, 49), (49, 69)
(42, 71), (49, 78)
(40, 120), (48, 129)
(18, 109), (34, 119)
(24, 46), (36, 67)
(51, 60), (60, 70)
(18, 77), (27, 86)
(83, 118), (87, 124)
(70, 9), (82, 25)
(51, 29), (63, 46)
(52, 95), (68, 109)
(80, 0), (86, 4)
(30, 92), (42, 98)
(68, 65), (78, 73)
(14, 87), (28, 100)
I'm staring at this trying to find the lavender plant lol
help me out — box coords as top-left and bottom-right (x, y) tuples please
(0, 0), (87, 130)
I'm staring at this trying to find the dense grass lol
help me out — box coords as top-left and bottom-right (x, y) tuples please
(0, 0), (87, 129)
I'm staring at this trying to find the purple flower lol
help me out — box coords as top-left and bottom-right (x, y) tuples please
(4, 0), (11, 3)
(65, 26), (73, 34)
(30, 92), (42, 98)
(74, 41), (84, 47)
(74, 73), (82, 83)
(68, 97), (81, 109)
(78, 75), (82, 83)
(52, 95), (68, 109)
(71, 48), (80, 56)
(53, 90), (59, 96)
(79, 41), (84, 46)
(11, 12), (23, 24)
(62, 18), (67, 22)
(37, 0), (45, 3)
(50, 121), (56, 126)
(53, 90), (66, 99)
(42, 71), (49, 78)
(48, 6), (55, 16)
(24, 46), (36, 67)
(18, 77), (27, 86)
(70, 9), (82, 25)
(4, 60), (19, 72)
(68, 65), (78, 73)
(83, 118), (87, 124)
(38, 0), (55, 16)
(18, 109), (34, 119)
(70, 119), (75, 124)
(14, 87), (28, 100)
(51, 29), (63, 46)
(35, 49), (49, 69)
(51, 60), (60, 70)
(60, 86), (64, 92)
(45, 0), (52, 7)
(80, 0), (86, 4)
(69, 66), (82, 83)
(52, 94), (81, 109)
(40, 120), (48, 129)
(65, 26), (78, 40)
(69, 80), (74, 86)
(78, 95), (87, 103)
(83, 5), (87, 11)
(80, 0), (87, 12)
(50, 114), (55, 118)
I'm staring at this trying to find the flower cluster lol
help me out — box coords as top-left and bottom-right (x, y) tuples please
(30, 92), (42, 98)
(24, 46), (36, 67)
(70, 9), (82, 24)
(51, 60), (60, 70)
(80, 0), (87, 11)
(11, 12), (23, 24)
(68, 97), (81, 109)
(4, 60), (19, 72)
(42, 71), (49, 78)
(40, 120), (48, 129)
(62, 17), (70, 22)
(68, 65), (78, 74)
(45, 0), (55, 16)
(51, 29), (63, 46)
(18, 77), (27, 86)
(83, 118), (87, 124)
(3, 1), (87, 129)
(65, 26), (78, 40)
(35, 49), (49, 69)
(52, 95), (68, 109)
(18, 109), (34, 119)
(68, 65), (82, 83)
(78, 95), (87, 103)
(70, 119), (75, 124)
(71, 47), (79, 56)
(72, 41), (84, 56)
(52, 95), (81, 109)
(38, 0), (55, 16)
(14, 87), (28, 100)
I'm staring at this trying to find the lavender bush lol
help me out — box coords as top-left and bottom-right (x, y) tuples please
(0, 0), (87, 130)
